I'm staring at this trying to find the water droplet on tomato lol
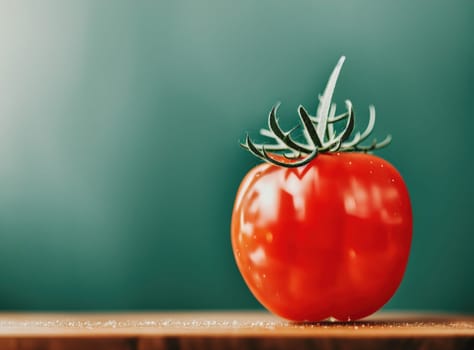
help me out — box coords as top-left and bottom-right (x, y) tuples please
(348, 161), (352, 165)
(380, 163), (384, 168)
(265, 232), (273, 243)
(349, 249), (356, 259)
(369, 170), (373, 175)
(255, 172), (261, 178)
(391, 178), (395, 183)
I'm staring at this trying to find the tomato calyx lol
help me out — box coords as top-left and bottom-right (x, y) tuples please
(241, 56), (392, 168)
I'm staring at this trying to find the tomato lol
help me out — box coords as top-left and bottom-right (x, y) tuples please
(231, 152), (412, 321)
(232, 56), (413, 321)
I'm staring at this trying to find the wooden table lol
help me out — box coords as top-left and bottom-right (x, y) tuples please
(0, 311), (472, 349)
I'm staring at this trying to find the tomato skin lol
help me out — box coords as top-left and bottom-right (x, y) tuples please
(231, 152), (412, 322)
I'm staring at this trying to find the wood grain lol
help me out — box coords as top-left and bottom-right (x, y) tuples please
(0, 311), (472, 350)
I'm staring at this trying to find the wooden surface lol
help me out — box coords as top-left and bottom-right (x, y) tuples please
(0, 311), (472, 349)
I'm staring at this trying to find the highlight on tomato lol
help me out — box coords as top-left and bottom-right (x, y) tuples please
(231, 56), (412, 322)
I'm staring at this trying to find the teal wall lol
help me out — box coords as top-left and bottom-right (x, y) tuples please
(0, 0), (472, 312)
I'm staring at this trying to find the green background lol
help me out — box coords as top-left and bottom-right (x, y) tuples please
(0, 0), (472, 312)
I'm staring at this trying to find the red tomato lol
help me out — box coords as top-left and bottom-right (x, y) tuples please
(231, 152), (412, 322)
